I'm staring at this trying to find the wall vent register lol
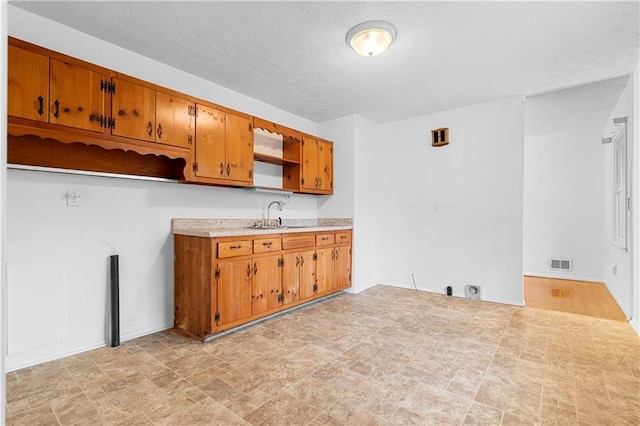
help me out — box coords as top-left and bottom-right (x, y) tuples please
(549, 258), (572, 271)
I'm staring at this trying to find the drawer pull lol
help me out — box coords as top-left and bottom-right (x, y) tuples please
(230, 245), (242, 249)
(262, 242), (272, 247)
(340, 235), (346, 239)
(321, 237), (328, 241)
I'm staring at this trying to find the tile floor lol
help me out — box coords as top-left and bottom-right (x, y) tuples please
(6, 285), (640, 425)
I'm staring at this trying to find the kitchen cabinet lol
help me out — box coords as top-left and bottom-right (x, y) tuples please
(253, 117), (334, 195)
(194, 104), (254, 185)
(8, 45), (49, 122)
(302, 136), (333, 194)
(283, 249), (315, 302)
(111, 78), (193, 148)
(316, 232), (352, 295)
(174, 228), (352, 340)
(9, 45), (106, 133)
(251, 255), (283, 314)
(217, 259), (252, 327)
(49, 58), (106, 133)
(8, 37), (335, 194)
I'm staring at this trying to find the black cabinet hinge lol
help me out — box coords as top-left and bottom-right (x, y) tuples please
(248, 123), (252, 131)
(214, 312), (220, 323)
(313, 253), (318, 261)
(313, 283), (318, 293)
(301, 178), (305, 185)
(187, 134), (193, 145)
(277, 293), (284, 303)
(301, 140), (305, 147)
(278, 258), (284, 267)
(100, 80), (116, 94)
(248, 170), (253, 179)
(193, 162), (199, 173)
(214, 268), (220, 279)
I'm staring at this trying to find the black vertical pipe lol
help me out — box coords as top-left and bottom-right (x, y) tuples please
(110, 255), (120, 347)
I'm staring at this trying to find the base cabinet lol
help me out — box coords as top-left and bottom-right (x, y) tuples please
(174, 229), (352, 340)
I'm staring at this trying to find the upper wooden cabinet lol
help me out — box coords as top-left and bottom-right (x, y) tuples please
(8, 38), (334, 194)
(302, 136), (333, 194)
(49, 59), (106, 133)
(111, 79), (193, 148)
(9, 45), (107, 133)
(8, 45), (49, 122)
(193, 104), (253, 186)
(254, 117), (334, 195)
(111, 78), (156, 142)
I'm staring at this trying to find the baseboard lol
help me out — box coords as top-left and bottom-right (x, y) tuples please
(6, 323), (173, 372)
(524, 272), (604, 283)
(378, 282), (524, 307)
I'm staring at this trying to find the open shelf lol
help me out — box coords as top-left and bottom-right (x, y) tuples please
(254, 152), (299, 166)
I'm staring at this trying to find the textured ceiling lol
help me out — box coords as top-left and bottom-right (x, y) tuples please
(10, 1), (640, 124)
(525, 75), (630, 136)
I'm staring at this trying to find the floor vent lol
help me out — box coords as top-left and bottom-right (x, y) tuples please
(464, 285), (481, 300)
(549, 258), (572, 271)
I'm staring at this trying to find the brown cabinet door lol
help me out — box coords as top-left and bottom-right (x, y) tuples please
(252, 256), (281, 313)
(194, 104), (226, 179)
(8, 46), (49, 122)
(282, 253), (300, 304)
(111, 78), (155, 142)
(217, 260), (252, 327)
(335, 246), (352, 290)
(155, 91), (192, 148)
(298, 250), (316, 300)
(301, 136), (319, 191)
(49, 59), (105, 132)
(315, 248), (334, 294)
(225, 113), (253, 183)
(317, 140), (333, 192)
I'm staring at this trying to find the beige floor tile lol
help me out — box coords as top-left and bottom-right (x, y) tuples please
(5, 285), (639, 425)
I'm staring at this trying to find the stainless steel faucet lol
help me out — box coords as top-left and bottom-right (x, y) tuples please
(267, 200), (283, 226)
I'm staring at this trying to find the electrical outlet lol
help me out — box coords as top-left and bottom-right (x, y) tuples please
(66, 190), (82, 206)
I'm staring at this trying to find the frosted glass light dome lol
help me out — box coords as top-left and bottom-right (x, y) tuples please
(346, 21), (396, 57)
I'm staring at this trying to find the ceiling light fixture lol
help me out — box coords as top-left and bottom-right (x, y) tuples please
(346, 21), (396, 57)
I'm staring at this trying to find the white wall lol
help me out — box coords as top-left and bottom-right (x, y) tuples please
(523, 127), (605, 282)
(317, 115), (381, 294)
(374, 97), (525, 305)
(604, 76), (635, 320)
(1, 1), (9, 420)
(633, 61), (639, 335)
(351, 116), (381, 293)
(5, 7), (321, 371)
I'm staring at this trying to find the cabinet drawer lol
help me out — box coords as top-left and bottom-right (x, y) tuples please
(253, 238), (282, 254)
(282, 235), (315, 250)
(218, 240), (252, 258)
(315, 234), (335, 246)
(335, 231), (352, 244)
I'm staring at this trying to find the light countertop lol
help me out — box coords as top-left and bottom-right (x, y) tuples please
(172, 218), (353, 238)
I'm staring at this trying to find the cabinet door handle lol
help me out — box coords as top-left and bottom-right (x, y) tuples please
(246, 263), (251, 278)
(147, 121), (153, 137)
(226, 164), (231, 176)
(157, 123), (163, 138)
(300, 255), (304, 266)
(37, 96), (44, 116)
(296, 255), (300, 267)
(318, 177), (322, 188)
(335, 249), (339, 260)
(254, 263), (258, 275)
(219, 162), (224, 176)
(53, 99), (60, 119)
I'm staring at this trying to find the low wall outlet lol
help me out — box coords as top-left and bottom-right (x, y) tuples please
(66, 190), (82, 206)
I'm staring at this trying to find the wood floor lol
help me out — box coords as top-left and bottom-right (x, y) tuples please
(523, 275), (628, 321)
